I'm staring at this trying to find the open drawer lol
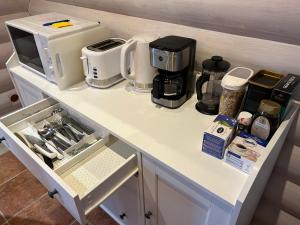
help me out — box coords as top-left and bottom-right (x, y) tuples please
(0, 98), (138, 225)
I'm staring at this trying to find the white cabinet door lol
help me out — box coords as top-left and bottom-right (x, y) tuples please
(143, 158), (210, 225)
(11, 72), (45, 107)
(101, 176), (140, 225)
(143, 156), (231, 225)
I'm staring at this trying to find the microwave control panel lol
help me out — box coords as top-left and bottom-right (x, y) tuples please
(36, 34), (57, 84)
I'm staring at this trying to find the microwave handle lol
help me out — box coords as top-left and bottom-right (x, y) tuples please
(55, 53), (64, 78)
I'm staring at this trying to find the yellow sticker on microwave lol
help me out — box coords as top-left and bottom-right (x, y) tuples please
(52, 22), (73, 28)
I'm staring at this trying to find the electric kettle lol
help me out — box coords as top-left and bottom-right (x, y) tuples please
(120, 34), (158, 92)
(195, 56), (230, 115)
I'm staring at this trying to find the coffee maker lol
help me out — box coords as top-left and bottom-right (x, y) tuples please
(149, 36), (196, 108)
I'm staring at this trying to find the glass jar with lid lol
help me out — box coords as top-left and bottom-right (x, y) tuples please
(251, 99), (281, 140)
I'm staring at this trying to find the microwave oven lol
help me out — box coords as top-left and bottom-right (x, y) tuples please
(5, 13), (111, 89)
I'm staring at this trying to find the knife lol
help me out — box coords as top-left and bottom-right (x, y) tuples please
(25, 134), (57, 159)
(14, 132), (54, 168)
(26, 134), (64, 159)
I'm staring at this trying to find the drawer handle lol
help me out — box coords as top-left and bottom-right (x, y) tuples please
(119, 213), (127, 220)
(145, 211), (152, 219)
(0, 137), (5, 143)
(48, 189), (58, 198)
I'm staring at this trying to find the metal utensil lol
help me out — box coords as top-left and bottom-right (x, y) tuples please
(38, 126), (71, 151)
(14, 132), (54, 168)
(25, 134), (57, 159)
(26, 134), (64, 160)
(61, 116), (93, 134)
(29, 125), (64, 159)
(63, 123), (82, 142)
(51, 121), (78, 142)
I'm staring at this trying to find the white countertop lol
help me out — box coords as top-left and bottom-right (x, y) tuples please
(11, 65), (248, 206)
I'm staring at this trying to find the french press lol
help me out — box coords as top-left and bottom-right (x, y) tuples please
(195, 56), (230, 115)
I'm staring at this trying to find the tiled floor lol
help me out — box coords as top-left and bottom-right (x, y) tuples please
(0, 151), (117, 225)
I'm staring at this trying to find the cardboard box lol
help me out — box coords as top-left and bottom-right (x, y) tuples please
(271, 74), (300, 107)
(225, 132), (268, 173)
(202, 115), (237, 159)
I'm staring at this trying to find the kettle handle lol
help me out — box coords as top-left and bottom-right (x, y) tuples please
(196, 73), (210, 100)
(120, 39), (137, 81)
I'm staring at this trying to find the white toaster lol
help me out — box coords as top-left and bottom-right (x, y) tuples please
(81, 38), (126, 88)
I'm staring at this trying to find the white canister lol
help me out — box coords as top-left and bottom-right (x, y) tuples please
(219, 67), (254, 118)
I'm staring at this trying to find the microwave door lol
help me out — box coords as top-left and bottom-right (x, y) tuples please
(7, 26), (45, 76)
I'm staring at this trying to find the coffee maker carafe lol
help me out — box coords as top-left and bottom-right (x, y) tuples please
(149, 36), (196, 109)
(195, 56), (230, 115)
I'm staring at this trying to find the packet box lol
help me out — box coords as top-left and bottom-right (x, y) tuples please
(271, 74), (300, 107)
(202, 115), (237, 159)
(225, 132), (268, 173)
(271, 74), (300, 120)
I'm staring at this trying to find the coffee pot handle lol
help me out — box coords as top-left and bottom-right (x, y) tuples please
(152, 75), (164, 99)
(196, 73), (210, 100)
(120, 39), (137, 81)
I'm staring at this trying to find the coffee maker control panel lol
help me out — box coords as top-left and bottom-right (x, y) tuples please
(150, 48), (190, 72)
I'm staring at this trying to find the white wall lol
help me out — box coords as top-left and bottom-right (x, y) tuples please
(49, 0), (300, 46)
(0, 0), (28, 115)
(30, 0), (300, 76)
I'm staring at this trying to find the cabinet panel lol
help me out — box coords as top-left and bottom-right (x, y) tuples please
(11, 72), (45, 106)
(157, 176), (209, 225)
(143, 157), (211, 225)
(101, 176), (139, 225)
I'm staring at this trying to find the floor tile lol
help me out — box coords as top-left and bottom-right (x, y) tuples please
(0, 151), (26, 185)
(0, 212), (6, 225)
(0, 170), (46, 219)
(9, 195), (74, 225)
(87, 208), (117, 225)
(72, 207), (117, 225)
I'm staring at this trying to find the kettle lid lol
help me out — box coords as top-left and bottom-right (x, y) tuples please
(202, 56), (230, 73)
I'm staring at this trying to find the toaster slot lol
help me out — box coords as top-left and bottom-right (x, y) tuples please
(87, 38), (125, 52)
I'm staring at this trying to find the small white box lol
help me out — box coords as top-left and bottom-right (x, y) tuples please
(225, 132), (268, 173)
(202, 115), (237, 159)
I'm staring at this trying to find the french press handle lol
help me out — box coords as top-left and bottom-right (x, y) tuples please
(196, 72), (210, 100)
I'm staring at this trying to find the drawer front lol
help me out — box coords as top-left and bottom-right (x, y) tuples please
(82, 155), (138, 214)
